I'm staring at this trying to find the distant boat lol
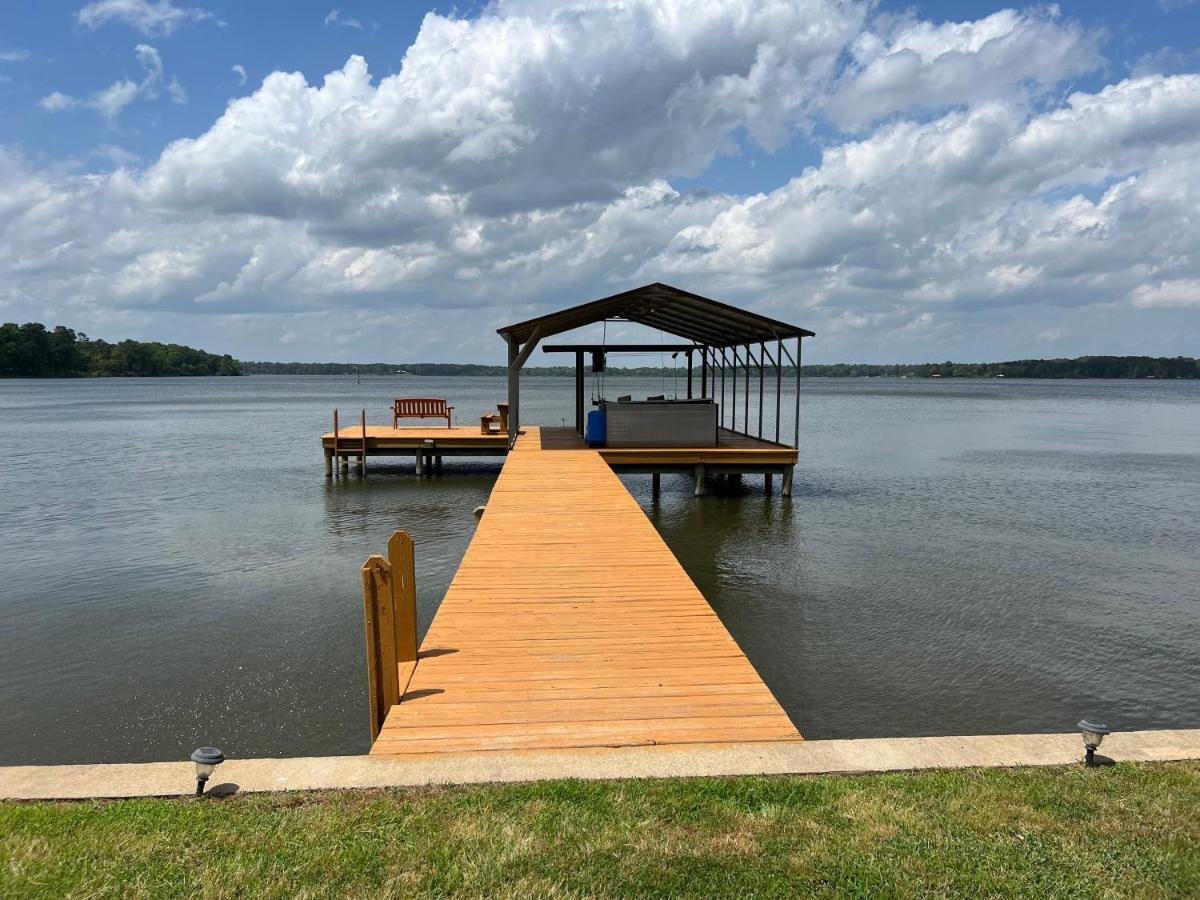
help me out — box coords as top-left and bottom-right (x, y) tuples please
(931, 373), (942, 379)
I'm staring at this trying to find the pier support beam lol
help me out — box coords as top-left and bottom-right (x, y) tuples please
(782, 465), (794, 497)
(764, 472), (773, 495)
(652, 473), (661, 496)
(324, 448), (334, 477)
(414, 449), (424, 476)
(693, 464), (706, 497)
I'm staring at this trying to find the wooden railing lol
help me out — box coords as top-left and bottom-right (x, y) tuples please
(362, 530), (419, 741)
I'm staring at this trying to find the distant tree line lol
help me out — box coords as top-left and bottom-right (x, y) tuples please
(800, 357), (1199, 379)
(244, 356), (1198, 379)
(6, 327), (1193, 380)
(0, 323), (241, 377)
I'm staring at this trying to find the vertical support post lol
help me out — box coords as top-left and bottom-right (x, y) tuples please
(775, 338), (783, 444)
(693, 464), (706, 497)
(783, 465), (794, 497)
(700, 348), (708, 399)
(794, 337), (802, 450)
(506, 334), (520, 447)
(415, 448), (424, 476)
(359, 409), (367, 474)
(324, 448), (333, 477)
(575, 350), (585, 434)
(739, 345), (748, 436)
(757, 342), (765, 438)
(332, 409), (340, 471)
(652, 472), (661, 496)
(361, 529), (419, 742)
(388, 530), (418, 666)
(731, 347), (738, 433)
(686, 350), (693, 399)
(720, 348), (726, 428)
(765, 472), (773, 495)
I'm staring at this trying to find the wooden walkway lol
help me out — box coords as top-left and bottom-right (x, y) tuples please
(371, 426), (800, 756)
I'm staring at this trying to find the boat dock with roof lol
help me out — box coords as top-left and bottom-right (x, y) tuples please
(342, 283), (812, 755)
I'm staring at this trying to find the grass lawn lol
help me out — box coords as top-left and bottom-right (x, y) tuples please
(2, 761), (1198, 898)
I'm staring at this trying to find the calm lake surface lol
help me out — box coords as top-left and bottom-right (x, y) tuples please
(1, 375), (1197, 765)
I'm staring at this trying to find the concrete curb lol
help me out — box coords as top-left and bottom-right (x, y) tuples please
(2, 729), (1197, 801)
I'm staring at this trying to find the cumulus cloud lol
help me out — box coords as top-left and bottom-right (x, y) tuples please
(827, 7), (1103, 129)
(75, 0), (212, 36)
(39, 43), (169, 120)
(7, 2), (1200, 361)
(140, 0), (866, 231)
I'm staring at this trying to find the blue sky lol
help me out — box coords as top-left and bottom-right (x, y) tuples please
(2, 1), (1200, 363)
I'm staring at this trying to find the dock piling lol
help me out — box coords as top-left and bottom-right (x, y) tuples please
(694, 464), (706, 497)
(782, 465), (794, 497)
(362, 530), (419, 742)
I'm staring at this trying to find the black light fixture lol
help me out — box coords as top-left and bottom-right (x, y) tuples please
(190, 746), (225, 795)
(1077, 720), (1110, 767)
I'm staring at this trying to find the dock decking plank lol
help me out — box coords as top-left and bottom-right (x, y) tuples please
(370, 426), (800, 756)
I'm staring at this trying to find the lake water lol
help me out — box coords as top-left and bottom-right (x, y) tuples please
(1, 375), (1197, 765)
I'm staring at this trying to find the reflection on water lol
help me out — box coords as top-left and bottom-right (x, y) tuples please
(0, 375), (1197, 764)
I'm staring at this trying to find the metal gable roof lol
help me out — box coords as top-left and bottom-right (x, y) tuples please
(497, 283), (814, 348)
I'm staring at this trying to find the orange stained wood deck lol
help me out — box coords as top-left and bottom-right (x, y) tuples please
(370, 426), (801, 756)
(322, 424), (509, 451)
(322, 423), (798, 466)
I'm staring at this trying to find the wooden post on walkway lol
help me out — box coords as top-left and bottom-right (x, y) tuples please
(332, 409), (340, 474)
(359, 409), (367, 474)
(362, 530), (419, 742)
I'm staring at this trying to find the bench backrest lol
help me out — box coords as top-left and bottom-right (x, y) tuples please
(394, 397), (449, 417)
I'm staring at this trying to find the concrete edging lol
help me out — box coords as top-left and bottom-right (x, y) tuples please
(2, 729), (1197, 801)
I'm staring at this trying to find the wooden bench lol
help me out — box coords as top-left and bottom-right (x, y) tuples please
(393, 397), (453, 428)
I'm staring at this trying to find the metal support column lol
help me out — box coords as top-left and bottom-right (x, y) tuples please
(757, 342), (765, 438)
(775, 338), (783, 444)
(506, 335), (520, 447)
(794, 336), (802, 449)
(575, 350), (585, 434)
(739, 343), (748, 434)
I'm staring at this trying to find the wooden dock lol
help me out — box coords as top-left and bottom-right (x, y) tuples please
(369, 426), (801, 756)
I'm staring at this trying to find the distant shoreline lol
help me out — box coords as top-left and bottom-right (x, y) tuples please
(240, 355), (1198, 380)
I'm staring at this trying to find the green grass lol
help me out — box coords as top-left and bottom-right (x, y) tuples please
(3, 762), (1198, 898)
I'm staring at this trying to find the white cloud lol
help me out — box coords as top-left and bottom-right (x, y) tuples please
(827, 7), (1103, 129)
(231, 64), (247, 86)
(39, 43), (167, 120)
(324, 9), (363, 30)
(75, 0), (212, 36)
(141, 1), (866, 229)
(39, 91), (79, 112)
(0, 49), (32, 63)
(167, 76), (187, 104)
(1131, 280), (1200, 308)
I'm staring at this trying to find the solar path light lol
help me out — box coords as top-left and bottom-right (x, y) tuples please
(190, 747), (225, 795)
(1077, 720), (1110, 767)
